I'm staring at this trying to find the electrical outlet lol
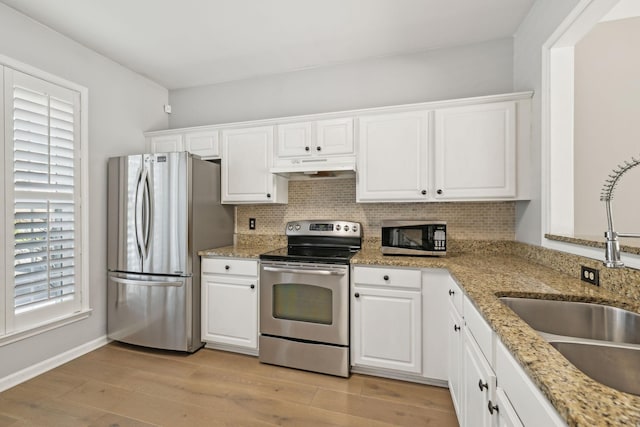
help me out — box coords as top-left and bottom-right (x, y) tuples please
(581, 266), (600, 286)
(249, 218), (256, 230)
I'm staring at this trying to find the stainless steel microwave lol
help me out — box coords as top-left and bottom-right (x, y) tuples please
(381, 220), (447, 256)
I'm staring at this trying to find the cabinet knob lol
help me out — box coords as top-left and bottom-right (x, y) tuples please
(437, 189), (443, 195)
(266, 193), (271, 198)
(225, 265), (230, 270)
(478, 379), (488, 392)
(316, 146), (322, 151)
(250, 284), (255, 289)
(383, 275), (389, 281)
(305, 146), (310, 151)
(421, 190), (427, 195)
(487, 401), (499, 415)
(448, 289), (455, 296)
(454, 325), (461, 332)
(354, 292), (360, 298)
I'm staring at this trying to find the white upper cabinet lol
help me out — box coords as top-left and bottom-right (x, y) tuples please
(357, 111), (429, 202)
(356, 94), (530, 203)
(277, 121), (314, 158)
(222, 126), (288, 204)
(149, 134), (183, 153)
(148, 130), (220, 159)
(273, 117), (355, 172)
(434, 102), (516, 199)
(316, 117), (354, 155)
(184, 130), (220, 159)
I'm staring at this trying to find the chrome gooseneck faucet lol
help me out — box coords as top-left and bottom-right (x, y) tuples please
(601, 155), (640, 268)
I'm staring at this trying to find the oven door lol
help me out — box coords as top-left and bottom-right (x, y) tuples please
(260, 261), (348, 346)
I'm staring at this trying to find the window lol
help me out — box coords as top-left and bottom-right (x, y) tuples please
(2, 65), (88, 339)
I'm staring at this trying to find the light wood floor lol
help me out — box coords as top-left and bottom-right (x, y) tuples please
(0, 342), (458, 426)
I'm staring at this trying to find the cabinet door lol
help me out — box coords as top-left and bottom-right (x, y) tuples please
(434, 102), (516, 199)
(462, 329), (496, 427)
(494, 388), (524, 427)
(357, 111), (429, 202)
(352, 286), (421, 373)
(448, 300), (464, 421)
(276, 122), (313, 158)
(201, 275), (258, 349)
(422, 270), (451, 381)
(185, 130), (220, 159)
(222, 126), (282, 203)
(150, 134), (183, 153)
(316, 117), (354, 156)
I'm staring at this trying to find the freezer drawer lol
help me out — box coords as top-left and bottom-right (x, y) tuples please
(107, 273), (202, 352)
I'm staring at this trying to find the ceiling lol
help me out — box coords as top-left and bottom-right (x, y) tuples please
(0, 0), (536, 90)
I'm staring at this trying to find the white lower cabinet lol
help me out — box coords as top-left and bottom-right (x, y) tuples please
(351, 266), (422, 374)
(201, 257), (259, 354)
(494, 388), (524, 427)
(448, 297), (464, 417)
(422, 269), (451, 381)
(462, 328), (496, 427)
(448, 289), (566, 427)
(495, 339), (565, 426)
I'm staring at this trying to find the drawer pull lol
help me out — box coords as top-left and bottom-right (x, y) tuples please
(454, 325), (461, 332)
(448, 289), (455, 296)
(478, 379), (488, 391)
(383, 275), (389, 281)
(487, 400), (499, 415)
(225, 265), (230, 270)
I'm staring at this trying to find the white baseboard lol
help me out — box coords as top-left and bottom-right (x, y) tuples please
(0, 335), (109, 392)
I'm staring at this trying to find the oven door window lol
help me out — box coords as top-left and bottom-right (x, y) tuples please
(273, 283), (332, 325)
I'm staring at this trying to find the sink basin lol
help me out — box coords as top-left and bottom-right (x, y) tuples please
(499, 297), (640, 345)
(550, 341), (640, 396)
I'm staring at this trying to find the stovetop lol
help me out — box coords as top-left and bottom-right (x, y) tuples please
(260, 245), (358, 265)
(259, 220), (362, 265)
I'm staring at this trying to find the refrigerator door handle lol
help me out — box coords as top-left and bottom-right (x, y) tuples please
(111, 276), (183, 288)
(135, 167), (149, 260)
(142, 170), (152, 257)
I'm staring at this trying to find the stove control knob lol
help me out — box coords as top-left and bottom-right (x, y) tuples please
(335, 224), (341, 231)
(344, 225), (349, 231)
(352, 225), (358, 232)
(295, 224), (301, 230)
(287, 224), (294, 231)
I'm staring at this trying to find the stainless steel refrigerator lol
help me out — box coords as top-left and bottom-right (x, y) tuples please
(107, 152), (233, 352)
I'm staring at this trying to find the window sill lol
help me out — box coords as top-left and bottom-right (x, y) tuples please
(0, 309), (93, 347)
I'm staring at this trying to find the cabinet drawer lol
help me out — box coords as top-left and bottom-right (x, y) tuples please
(464, 296), (494, 365)
(353, 266), (421, 289)
(202, 258), (258, 277)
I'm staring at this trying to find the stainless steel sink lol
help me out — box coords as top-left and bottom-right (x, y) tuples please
(499, 297), (640, 395)
(499, 297), (640, 345)
(549, 341), (640, 396)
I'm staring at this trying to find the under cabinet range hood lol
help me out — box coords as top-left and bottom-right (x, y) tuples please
(270, 159), (356, 180)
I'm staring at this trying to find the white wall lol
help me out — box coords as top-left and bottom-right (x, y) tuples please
(168, 38), (514, 128)
(512, 0), (580, 245)
(574, 17), (640, 236)
(0, 4), (168, 379)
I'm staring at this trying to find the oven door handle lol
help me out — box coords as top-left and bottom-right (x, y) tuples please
(262, 266), (346, 276)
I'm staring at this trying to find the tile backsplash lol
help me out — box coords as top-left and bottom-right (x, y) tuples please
(236, 179), (515, 240)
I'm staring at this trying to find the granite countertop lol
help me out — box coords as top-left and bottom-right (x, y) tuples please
(353, 248), (640, 427)
(200, 242), (640, 426)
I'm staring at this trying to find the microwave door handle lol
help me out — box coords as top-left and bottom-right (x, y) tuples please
(262, 266), (346, 276)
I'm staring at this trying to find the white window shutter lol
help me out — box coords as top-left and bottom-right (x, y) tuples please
(6, 69), (82, 327)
